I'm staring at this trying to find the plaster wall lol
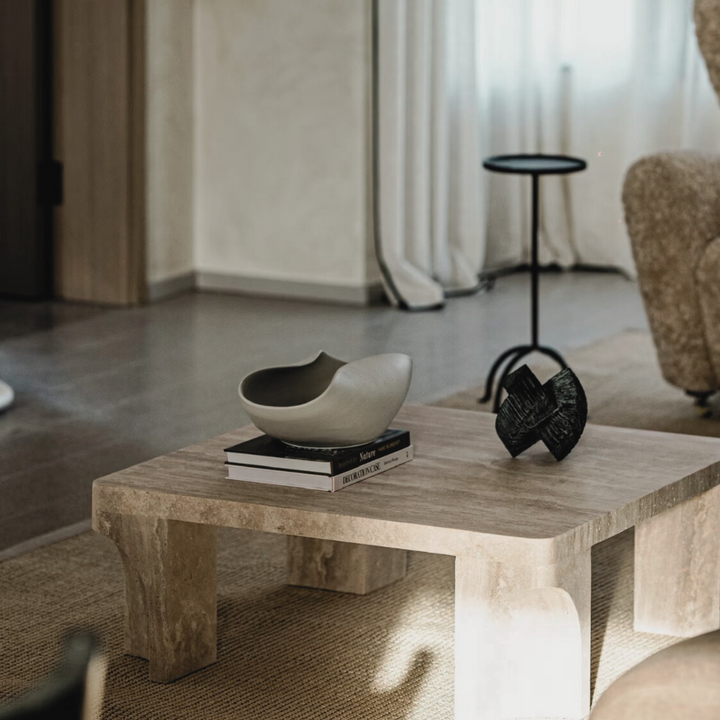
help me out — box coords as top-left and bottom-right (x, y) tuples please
(192, 0), (372, 291)
(145, 0), (194, 286)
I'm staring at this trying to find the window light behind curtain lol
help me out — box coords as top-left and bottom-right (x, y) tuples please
(376, 0), (720, 309)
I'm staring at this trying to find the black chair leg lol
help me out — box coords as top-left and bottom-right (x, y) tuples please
(687, 390), (713, 406)
(686, 390), (714, 417)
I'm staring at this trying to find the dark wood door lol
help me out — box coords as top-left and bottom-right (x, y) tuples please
(0, 0), (54, 298)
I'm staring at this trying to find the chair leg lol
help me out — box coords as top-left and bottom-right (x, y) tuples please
(686, 390), (714, 417)
(686, 390), (713, 405)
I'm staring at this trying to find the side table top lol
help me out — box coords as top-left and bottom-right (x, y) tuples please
(93, 405), (720, 564)
(483, 153), (587, 175)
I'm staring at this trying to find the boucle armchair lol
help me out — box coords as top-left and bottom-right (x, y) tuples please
(623, 0), (720, 405)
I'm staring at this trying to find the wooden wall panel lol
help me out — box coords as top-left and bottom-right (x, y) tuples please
(53, 0), (145, 305)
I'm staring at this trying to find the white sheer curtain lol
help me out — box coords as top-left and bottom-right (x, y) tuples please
(376, 0), (720, 309)
(376, 0), (483, 309)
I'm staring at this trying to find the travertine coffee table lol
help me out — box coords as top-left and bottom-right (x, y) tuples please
(92, 405), (720, 720)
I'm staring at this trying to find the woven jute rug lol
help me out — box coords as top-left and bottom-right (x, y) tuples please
(1, 331), (716, 719)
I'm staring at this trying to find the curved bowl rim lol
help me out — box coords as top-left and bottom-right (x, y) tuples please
(238, 352), (411, 411)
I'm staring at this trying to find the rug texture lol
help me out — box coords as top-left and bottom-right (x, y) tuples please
(1, 331), (716, 719)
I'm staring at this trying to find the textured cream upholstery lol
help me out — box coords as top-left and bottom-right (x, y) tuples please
(590, 631), (720, 720)
(623, 0), (720, 396)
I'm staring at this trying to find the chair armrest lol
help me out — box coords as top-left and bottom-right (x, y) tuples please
(622, 151), (720, 391)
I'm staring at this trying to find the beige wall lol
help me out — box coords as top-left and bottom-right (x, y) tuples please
(145, 0), (194, 286)
(192, 0), (372, 290)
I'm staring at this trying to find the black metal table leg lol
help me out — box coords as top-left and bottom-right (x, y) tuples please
(531, 174), (539, 348)
(492, 345), (533, 412)
(537, 345), (568, 370)
(479, 344), (533, 404)
(479, 171), (570, 412)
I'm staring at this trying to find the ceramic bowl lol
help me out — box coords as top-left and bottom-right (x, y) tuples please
(238, 352), (412, 447)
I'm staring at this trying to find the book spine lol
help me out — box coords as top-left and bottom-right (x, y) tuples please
(330, 433), (411, 475)
(331, 446), (414, 492)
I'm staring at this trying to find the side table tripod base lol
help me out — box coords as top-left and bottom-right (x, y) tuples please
(480, 344), (567, 412)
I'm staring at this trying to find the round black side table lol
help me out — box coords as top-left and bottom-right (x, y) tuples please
(480, 153), (587, 412)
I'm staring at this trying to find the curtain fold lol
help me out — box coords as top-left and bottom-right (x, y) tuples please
(376, 0), (720, 309)
(376, 0), (481, 308)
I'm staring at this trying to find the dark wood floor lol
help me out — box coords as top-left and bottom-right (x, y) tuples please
(0, 271), (648, 555)
(0, 299), (103, 340)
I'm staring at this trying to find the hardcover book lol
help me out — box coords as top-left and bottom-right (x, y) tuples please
(224, 428), (410, 475)
(226, 446), (414, 492)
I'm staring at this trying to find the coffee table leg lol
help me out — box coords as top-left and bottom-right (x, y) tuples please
(635, 485), (720, 637)
(454, 551), (591, 720)
(95, 513), (217, 682)
(287, 537), (407, 595)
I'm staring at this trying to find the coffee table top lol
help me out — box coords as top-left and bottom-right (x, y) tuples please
(483, 154), (587, 176)
(93, 405), (720, 564)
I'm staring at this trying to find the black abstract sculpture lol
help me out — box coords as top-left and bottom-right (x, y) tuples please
(495, 365), (588, 461)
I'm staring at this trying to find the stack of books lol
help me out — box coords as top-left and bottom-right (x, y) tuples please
(224, 428), (413, 492)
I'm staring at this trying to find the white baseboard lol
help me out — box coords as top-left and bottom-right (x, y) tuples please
(195, 271), (383, 306)
(0, 519), (92, 563)
(147, 270), (384, 306)
(147, 271), (196, 302)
